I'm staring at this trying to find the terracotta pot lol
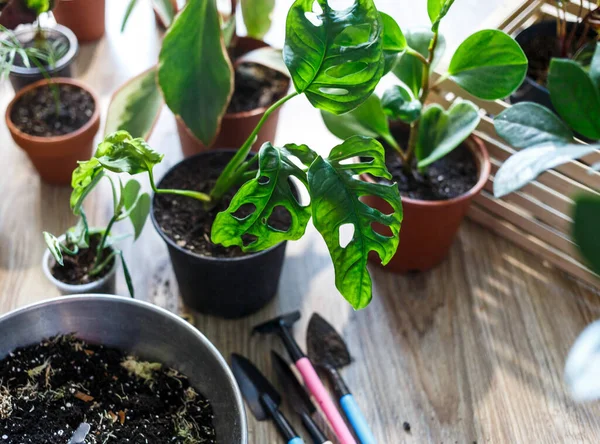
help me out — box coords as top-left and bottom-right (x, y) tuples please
(53, 0), (106, 43)
(363, 135), (491, 273)
(6, 78), (101, 185)
(177, 37), (290, 157)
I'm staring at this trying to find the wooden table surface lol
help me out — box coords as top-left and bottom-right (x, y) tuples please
(2, 1), (600, 442)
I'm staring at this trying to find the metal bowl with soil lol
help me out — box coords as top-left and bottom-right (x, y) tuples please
(0, 295), (247, 443)
(151, 150), (291, 319)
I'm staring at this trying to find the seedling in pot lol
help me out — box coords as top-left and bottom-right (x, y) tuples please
(86, 0), (406, 310)
(321, 1), (528, 188)
(44, 140), (153, 297)
(550, 0), (600, 60)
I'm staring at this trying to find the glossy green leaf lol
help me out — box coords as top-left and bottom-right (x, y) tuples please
(548, 58), (600, 140)
(70, 158), (104, 215)
(121, 180), (151, 240)
(158, 0), (233, 145)
(25, 0), (53, 14)
(236, 47), (290, 77)
(494, 102), (574, 148)
(105, 68), (163, 139)
(242, 0), (275, 40)
(284, 0), (385, 114)
(95, 131), (165, 175)
(392, 29), (446, 96)
(381, 84), (422, 123)
(416, 101), (480, 168)
(380, 12), (406, 74)
(307, 136), (402, 309)
(44, 232), (64, 266)
(321, 94), (396, 146)
(212, 143), (313, 252)
(428, 0), (454, 29)
(588, 43), (600, 89)
(493, 143), (600, 198)
(573, 195), (600, 274)
(448, 30), (527, 100)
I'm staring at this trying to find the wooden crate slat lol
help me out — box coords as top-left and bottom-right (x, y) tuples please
(499, 0), (546, 34)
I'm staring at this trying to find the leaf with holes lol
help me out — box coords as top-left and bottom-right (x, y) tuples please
(284, 0), (384, 114)
(307, 136), (402, 309)
(211, 143), (313, 252)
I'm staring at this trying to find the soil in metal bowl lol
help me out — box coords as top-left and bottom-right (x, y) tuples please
(153, 152), (292, 258)
(227, 63), (289, 114)
(10, 84), (95, 137)
(50, 233), (115, 285)
(0, 335), (217, 443)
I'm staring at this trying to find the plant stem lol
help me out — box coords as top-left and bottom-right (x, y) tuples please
(92, 215), (117, 271)
(209, 91), (299, 202)
(148, 169), (211, 202)
(90, 250), (117, 276)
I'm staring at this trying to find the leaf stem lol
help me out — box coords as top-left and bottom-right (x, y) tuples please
(148, 168), (211, 202)
(90, 250), (117, 276)
(92, 215), (117, 271)
(405, 47), (428, 66)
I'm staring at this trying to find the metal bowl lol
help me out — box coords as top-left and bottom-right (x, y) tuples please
(0, 295), (247, 443)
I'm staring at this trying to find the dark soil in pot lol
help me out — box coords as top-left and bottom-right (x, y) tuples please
(227, 63), (289, 114)
(50, 234), (114, 285)
(0, 334), (216, 443)
(10, 83), (95, 137)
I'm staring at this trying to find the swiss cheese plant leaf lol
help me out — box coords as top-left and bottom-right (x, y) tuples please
(416, 101), (480, 168)
(307, 136), (402, 309)
(105, 67), (163, 139)
(95, 131), (164, 175)
(44, 232), (64, 267)
(381, 84), (422, 123)
(284, 0), (385, 114)
(122, 180), (151, 240)
(380, 12), (406, 74)
(448, 30), (527, 100)
(70, 158), (104, 215)
(212, 143), (313, 252)
(548, 58), (600, 140)
(321, 94), (396, 148)
(392, 28), (446, 96)
(573, 195), (600, 275)
(158, 0), (233, 145)
(242, 0), (275, 40)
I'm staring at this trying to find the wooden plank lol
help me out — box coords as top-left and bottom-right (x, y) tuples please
(482, 0), (545, 30)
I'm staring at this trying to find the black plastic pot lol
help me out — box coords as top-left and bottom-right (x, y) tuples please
(5, 24), (79, 91)
(151, 151), (288, 319)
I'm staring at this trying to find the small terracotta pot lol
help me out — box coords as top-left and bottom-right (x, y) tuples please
(6, 78), (101, 185)
(363, 135), (491, 273)
(53, 0), (106, 43)
(177, 37), (290, 157)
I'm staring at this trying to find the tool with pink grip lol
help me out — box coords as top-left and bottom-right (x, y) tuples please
(253, 312), (357, 444)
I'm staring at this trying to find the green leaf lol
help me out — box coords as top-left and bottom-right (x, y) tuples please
(25, 0), (52, 14)
(307, 136), (402, 309)
(428, 0), (454, 28)
(236, 48), (290, 77)
(44, 232), (64, 267)
(392, 28), (446, 96)
(493, 143), (600, 198)
(66, 215), (89, 249)
(380, 12), (406, 74)
(242, 0), (275, 40)
(573, 195), (600, 275)
(95, 131), (164, 175)
(448, 30), (527, 100)
(122, 180), (141, 210)
(416, 101), (480, 168)
(381, 84), (422, 123)
(121, 0), (139, 32)
(321, 94), (396, 148)
(548, 58), (600, 140)
(284, 0), (385, 114)
(122, 181), (151, 240)
(152, 0), (176, 28)
(105, 67), (163, 139)
(212, 143), (313, 252)
(158, 0), (233, 145)
(70, 158), (104, 215)
(589, 43), (600, 89)
(494, 102), (574, 148)
(120, 253), (135, 298)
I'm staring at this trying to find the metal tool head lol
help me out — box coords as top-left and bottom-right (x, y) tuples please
(231, 353), (281, 421)
(271, 351), (316, 415)
(307, 313), (352, 369)
(253, 311), (302, 334)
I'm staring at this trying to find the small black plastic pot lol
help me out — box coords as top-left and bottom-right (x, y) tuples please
(151, 151), (288, 319)
(5, 24), (79, 91)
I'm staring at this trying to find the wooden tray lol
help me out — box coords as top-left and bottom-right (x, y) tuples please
(429, 0), (600, 289)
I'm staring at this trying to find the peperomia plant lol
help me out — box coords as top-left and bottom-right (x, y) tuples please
(43, 141), (153, 297)
(321, 1), (528, 176)
(86, 0), (407, 310)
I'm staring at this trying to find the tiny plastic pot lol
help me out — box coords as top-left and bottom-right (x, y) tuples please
(177, 37), (290, 157)
(362, 135), (491, 273)
(151, 150), (288, 319)
(6, 78), (101, 185)
(42, 234), (117, 296)
(5, 24), (79, 91)
(53, 0), (106, 43)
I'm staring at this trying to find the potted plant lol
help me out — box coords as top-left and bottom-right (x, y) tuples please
(111, 0), (291, 157)
(52, 0), (106, 43)
(43, 144), (152, 296)
(0, 296), (246, 442)
(5, 77), (100, 184)
(319, 2), (528, 272)
(83, 0), (406, 317)
(511, 2), (599, 109)
(0, 0), (78, 90)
